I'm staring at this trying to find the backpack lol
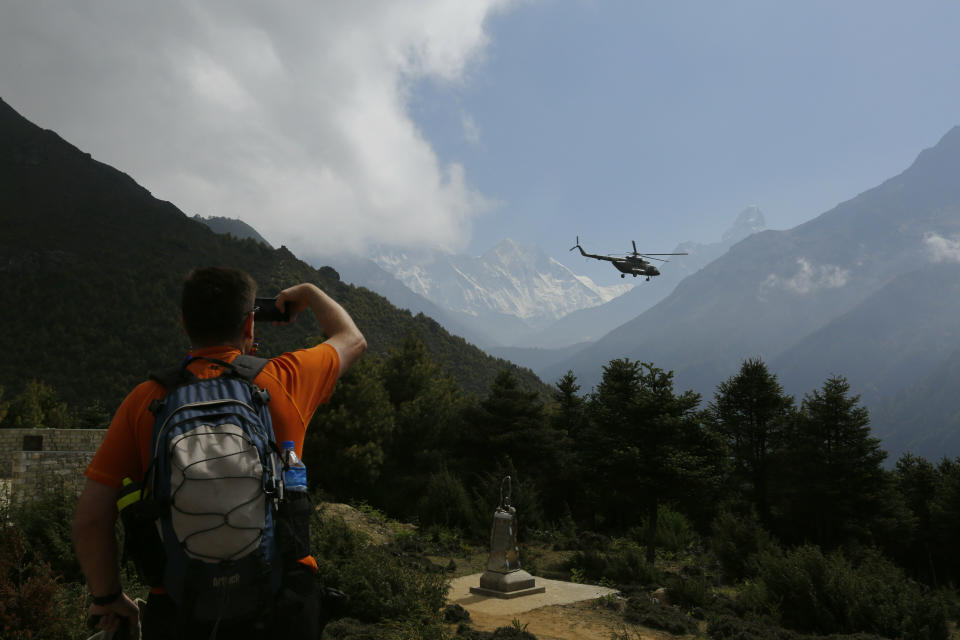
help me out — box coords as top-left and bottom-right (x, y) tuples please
(146, 355), (283, 624)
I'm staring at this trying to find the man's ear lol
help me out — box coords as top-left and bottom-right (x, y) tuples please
(242, 312), (255, 341)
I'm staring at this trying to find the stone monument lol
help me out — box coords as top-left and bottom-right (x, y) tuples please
(470, 476), (545, 599)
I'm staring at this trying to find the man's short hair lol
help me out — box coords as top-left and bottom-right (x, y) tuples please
(181, 267), (257, 347)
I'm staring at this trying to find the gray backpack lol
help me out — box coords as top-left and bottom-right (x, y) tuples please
(147, 355), (283, 624)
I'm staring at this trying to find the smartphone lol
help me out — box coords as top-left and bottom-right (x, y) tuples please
(254, 297), (290, 323)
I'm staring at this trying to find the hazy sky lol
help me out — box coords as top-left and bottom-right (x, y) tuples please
(3, 1), (959, 281)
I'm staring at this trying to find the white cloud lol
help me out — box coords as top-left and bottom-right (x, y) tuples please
(924, 233), (960, 263)
(762, 258), (849, 295)
(461, 111), (482, 144)
(0, 1), (515, 259)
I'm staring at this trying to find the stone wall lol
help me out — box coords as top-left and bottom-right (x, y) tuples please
(0, 428), (106, 477)
(0, 428), (106, 501)
(11, 451), (97, 502)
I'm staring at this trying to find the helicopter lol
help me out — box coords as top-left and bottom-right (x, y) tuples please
(570, 236), (687, 280)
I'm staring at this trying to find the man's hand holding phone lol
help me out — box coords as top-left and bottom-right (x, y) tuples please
(254, 297), (291, 323)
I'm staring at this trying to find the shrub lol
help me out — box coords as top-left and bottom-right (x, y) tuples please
(707, 613), (894, 640)
(4, 477), (82, 582)
(666, 572), (711, 610)
(710, 510), (775, 581)
(417, 469), (475, 530)
(743, 545), (949, 639)
(632, 504), (697, 554)
(455, 625), (538, 639)
(566, 538), (660, 587)
(312, 512), (449, 626)
(0, 525), (86, 640)
(606, 539), (661, 585)
(623, 596), (698, 635)
(422, 524), (472, 557)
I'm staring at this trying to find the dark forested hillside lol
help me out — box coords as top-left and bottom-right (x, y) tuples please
(0, 98), (544, 409)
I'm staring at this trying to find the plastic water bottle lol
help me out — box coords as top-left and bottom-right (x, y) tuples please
(281, 440), (308, 493)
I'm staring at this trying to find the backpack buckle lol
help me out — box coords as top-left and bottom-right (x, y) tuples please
(148, 398), (165, 416)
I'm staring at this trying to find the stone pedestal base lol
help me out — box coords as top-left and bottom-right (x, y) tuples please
(469, 569), (546, 599)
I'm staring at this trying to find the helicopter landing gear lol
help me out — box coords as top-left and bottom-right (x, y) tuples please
(646, 277), (651, 282)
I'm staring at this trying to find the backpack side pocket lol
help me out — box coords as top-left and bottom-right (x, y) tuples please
(276, 492), (312, 565)
(117, 478), (166, 586)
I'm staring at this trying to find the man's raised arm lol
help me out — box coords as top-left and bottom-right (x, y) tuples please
(275, 283), (366, 376)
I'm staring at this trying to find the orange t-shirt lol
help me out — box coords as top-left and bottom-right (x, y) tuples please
(85, 343), (339, 489)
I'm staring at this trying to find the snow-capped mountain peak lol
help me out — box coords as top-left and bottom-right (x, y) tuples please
(371, 238), (633, 328)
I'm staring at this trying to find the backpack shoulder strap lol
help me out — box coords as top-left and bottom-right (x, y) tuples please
(229, 354), (269, 382)
(149, 363), (196, 391)
(147, 355), (270, 415)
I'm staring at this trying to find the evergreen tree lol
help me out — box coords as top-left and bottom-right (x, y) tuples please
(461, 370), (554, 476)
(779, 376), (887, 548)
(458, 370), (560, 530)
(931, 457), (960, 584)
(305, 358), (396, 501)
(380, 333), (435, 407)
(552, 371), (585, 438)
(549, 371), (587, 522)
(708, 358), (794, 525)
(586, 359), (712, 561)
(74, 400), (112, 428)
(4, 379), (71, 429)
(376, 334), (470, 519)
(582, 359), (643, 530)
(893, 453), (940, 584)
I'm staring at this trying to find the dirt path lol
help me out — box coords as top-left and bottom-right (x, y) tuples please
(464, 599), (701, 640)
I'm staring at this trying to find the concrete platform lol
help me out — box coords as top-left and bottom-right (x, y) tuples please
(448, 573), (617, 616)
(469, 584), (547, 599)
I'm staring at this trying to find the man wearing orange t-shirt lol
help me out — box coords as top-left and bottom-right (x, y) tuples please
(72, 267), (366, 639)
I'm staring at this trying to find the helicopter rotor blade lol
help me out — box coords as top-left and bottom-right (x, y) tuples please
(637, 253), (690, 260)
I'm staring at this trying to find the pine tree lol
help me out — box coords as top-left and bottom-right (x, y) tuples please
(931, 458), (960, 584)
(894, 453), (940, 583)
(4, 379), (71, 429)
(779, 376), (887, 548)
(586, 359), (712, 562)
(708, 358), (794, 525)
(546, 371), (585, 521)
(305, 357), (396, 501)
(377, 335), (469, 519)
(462, 370), (553, 476)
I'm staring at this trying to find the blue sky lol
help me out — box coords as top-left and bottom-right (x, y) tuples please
(2, 1), (959, 283)
(413, 1), (960, 276)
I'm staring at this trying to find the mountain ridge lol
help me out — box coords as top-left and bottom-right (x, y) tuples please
(540, 125), (960, 460)
(0, 97), (545, 407)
